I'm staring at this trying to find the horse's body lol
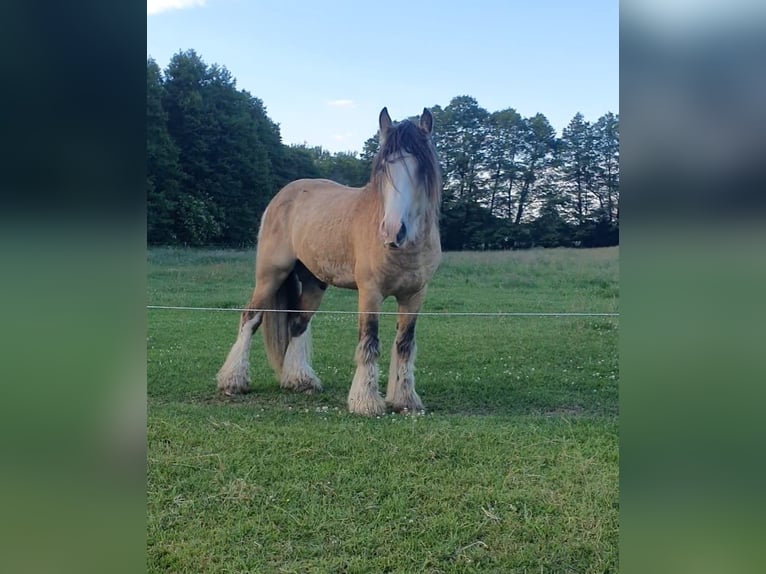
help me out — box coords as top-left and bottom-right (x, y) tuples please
(216, 108), (442, 415)
(259, 178), (440, 293)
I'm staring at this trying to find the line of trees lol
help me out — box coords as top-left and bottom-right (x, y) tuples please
(419, 97), (619, 249)
(148, 50), (618, 249)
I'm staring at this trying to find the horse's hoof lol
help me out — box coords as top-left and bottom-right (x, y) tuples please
(388, 401), (425, 414)
(348, 393), (386, 416)
(219, 384), (250, 396)
(280, 375), (323, 394)
(386, 390), (424, 414)
(217, 374), (251, 396)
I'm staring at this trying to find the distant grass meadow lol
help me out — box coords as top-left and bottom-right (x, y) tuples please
(147, 247), (619, 573)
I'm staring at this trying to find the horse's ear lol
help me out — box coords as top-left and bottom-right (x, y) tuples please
(419, 108), (433, 136)
(379, 107), (393, 144)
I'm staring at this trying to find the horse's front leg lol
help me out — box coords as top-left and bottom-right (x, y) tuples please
(386, 290), (426, 413)
(347, 288), (386, 416)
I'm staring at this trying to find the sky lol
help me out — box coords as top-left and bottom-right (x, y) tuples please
(147, 0), (618, 154)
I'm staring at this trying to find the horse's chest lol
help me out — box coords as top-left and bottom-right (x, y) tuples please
(379, 255), (438, 296)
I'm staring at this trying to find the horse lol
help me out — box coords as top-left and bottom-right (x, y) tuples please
(216, 107), (442, 416)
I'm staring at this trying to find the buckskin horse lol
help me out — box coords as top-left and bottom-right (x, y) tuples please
(216, 107), (442, 415)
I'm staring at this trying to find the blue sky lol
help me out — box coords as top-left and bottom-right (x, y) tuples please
(147, 0), (618, 153)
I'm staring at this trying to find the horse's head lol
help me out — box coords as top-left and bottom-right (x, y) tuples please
(374, 107), (440, 250)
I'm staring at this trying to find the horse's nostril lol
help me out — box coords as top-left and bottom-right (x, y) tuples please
(396, 222), (407, 245)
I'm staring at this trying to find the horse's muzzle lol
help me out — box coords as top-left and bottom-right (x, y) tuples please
(385, 222), (407, 249)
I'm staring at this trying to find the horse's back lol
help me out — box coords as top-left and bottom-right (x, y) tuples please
(278, 178), (360, 199)
(261, 179), (357, 224)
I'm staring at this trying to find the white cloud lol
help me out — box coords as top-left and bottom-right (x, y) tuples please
(327, 99), (355, 108)
(147, 0), (207, 15)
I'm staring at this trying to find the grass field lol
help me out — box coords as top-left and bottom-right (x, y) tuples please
(147, 247), (619, 573)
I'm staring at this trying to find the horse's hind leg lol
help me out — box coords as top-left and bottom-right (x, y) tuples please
(216, 308), (262, 396)
(280, 265), (327, 393)
(386, 289), (426, 413)
(216, 265), (293, 396)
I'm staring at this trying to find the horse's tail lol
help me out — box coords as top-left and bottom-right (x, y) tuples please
(261, 269), (300, 378)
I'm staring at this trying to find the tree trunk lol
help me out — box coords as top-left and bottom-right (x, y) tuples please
(506, 174), (515, 220)
(489, 166), (501, 215)
(515, 179), (531, 225)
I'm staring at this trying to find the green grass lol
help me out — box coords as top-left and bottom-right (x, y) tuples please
(148, 247), (619, 573)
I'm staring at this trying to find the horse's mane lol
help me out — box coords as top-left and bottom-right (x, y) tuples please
(371, 120), (442, 210)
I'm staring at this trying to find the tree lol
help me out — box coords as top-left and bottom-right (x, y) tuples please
(291, 146), (369, 187)
(485, 108), (524, 219)
(146, 58), (183, 244)
(160, 50), (222, 245)
(161, 50), (278, 245)
(592, 113), (619, 225)
(360, 134), (380, 178)
(560, 112), (595, 225)
(281, 145), (323, 183)
(147, 51), (619, 249)
(437, 96), (490, 202)
(514, 113), (557, 225)
(529, 169), (574, 247)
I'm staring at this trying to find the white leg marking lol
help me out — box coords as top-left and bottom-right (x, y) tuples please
(280, 324), (322, 392)
(216, 316), (259, 395)
(385, 342), (423, 412)
(347, 362), (385, 416)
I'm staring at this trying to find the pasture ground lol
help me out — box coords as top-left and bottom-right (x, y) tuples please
(148, 247), (618, 573)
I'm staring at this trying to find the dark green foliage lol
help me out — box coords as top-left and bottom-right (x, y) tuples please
(429, 99), (618, 250)
(289, 145), (369, 187)
(279, 145), (323, 183)
(146, 51), (618, 249)
(436, 96), (490, 202)
(160, 51), (278, 246)
(146, 58), (182, 244)
(147, 51), (375, 246)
